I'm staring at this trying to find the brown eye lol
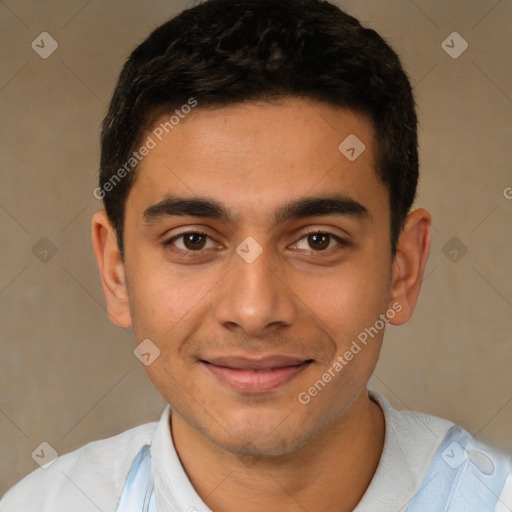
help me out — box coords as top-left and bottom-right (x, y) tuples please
(165, 231), (215, 253)
(307, 233), (330, 250)
(182, 233), (207, 250)
(293, 231), (348, 253)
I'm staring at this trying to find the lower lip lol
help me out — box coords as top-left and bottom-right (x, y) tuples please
(202, 361), (311, 393)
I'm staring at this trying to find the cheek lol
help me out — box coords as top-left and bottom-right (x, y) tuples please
(126, 254), (221, 350)
(128, 272), (180, 338)
(297, 258), (389, 344)
(124, 239), (230, 363)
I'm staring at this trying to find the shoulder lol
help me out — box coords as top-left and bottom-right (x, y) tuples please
(497, 474), (512, 511)
(369, 391), (512, 511)
(370, 390), (455, 475)
(0, 420), (158, 512)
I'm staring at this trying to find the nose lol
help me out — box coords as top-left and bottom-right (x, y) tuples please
(213, 242), (298, 338)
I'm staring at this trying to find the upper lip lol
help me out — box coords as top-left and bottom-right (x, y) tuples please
(201, 355), (311, 370)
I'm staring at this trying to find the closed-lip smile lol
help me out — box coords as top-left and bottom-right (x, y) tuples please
(200, 355), (313, 393)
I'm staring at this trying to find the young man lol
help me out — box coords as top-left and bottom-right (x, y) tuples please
(1, 0), (511, 510)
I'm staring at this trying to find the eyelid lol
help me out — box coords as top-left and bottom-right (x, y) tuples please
(163, 224), (216, 242)
(166, 228), (210, 241)
(297, 226), (349, 240)
(290, 228), (349, 251)
(163, 227), (349, 258)
(163, 229), (217, 253)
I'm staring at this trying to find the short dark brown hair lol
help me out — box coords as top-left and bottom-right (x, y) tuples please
(99, 0), (418, 258)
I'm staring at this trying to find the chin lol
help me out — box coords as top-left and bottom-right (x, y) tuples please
(213, 430), (310, 459)
(205, 410), (319, 459)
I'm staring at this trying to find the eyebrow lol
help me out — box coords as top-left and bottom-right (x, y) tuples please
(142, 194), (372, 225)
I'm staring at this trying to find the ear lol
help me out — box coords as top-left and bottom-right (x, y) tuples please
(387, 208), (431, 326)
(91, 210), (133, 328)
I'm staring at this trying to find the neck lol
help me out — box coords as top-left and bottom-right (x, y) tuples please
(171, 389), (385, 512)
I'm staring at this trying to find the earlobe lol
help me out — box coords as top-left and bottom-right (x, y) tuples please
(91, 210), (133, 328)
(387, 208), (431, 326)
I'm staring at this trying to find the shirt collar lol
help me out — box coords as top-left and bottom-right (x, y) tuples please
(149, 390), (451, 512)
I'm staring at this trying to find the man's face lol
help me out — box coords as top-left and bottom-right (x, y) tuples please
(121, 98), (395, 456)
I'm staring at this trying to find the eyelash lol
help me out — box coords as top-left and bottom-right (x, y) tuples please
(164, 229), (349, 257)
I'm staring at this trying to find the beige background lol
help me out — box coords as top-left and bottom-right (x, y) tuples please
(1, 0), (511, 496)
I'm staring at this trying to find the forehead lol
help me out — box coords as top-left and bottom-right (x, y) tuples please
(126, 98), (387, 227)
